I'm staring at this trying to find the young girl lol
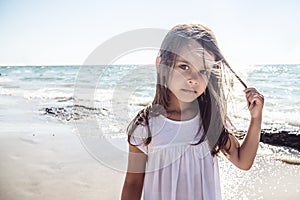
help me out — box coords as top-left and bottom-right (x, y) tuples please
(121, 24), (264, 200)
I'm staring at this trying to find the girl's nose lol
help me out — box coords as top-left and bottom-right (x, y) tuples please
(187, 70), (201, 85)
(187, 79), (199, 85)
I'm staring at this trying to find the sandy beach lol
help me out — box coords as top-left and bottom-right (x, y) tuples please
(0, 95), (125, 200)
(1, 94), (300, 200)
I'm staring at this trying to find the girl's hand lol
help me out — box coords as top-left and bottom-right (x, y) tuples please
(244, 87), (264, 119)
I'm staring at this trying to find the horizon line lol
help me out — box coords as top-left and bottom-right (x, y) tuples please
(0, 63), (300, 67)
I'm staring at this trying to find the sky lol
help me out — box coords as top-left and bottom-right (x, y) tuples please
(0, 0), (299, 66)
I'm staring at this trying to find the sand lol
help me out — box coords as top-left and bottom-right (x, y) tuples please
(0, 123), (124, 200)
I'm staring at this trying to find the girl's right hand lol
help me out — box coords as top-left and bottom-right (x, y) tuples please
(244, 87), (264, 119)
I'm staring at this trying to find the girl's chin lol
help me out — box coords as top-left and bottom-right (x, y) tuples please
(176, 96), (199, 103)
(178, 92), (201, 102)
(168, 90), (202, 103)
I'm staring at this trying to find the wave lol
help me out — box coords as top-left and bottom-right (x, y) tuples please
(24, 89), (73, 100)
(0, 76), (13, 83)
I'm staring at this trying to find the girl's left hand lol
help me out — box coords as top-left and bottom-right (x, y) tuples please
(244, 87), (264, 119)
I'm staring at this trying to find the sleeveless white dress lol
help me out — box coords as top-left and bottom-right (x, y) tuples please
(130, 114), (222, 200)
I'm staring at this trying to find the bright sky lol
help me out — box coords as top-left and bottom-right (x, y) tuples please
(0, 0), (299, 66)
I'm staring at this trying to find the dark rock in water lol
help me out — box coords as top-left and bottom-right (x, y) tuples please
(42, 105), (108, 121)
(236, 129), (300, 152)
(260, 129), (300, 152)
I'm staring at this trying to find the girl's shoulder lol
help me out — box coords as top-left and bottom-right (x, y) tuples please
(129, 121), (149, 154)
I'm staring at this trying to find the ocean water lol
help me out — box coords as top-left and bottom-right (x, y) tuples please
(246, 64), (300, 129)
(0, 64), (299, 139)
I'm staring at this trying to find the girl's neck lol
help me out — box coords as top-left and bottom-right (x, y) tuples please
(166, 100), (199, 121)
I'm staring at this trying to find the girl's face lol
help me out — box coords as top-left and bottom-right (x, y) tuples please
(167, 47), (216, 104)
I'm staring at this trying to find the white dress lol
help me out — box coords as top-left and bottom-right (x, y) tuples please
(130, 114), (222, 200)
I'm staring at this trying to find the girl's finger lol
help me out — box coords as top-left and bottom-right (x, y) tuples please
(249, 95), (264, 107)
(245, 90), (263, 99)
(246, 91), (257, 101)
(244, 88), (264, 109)
(243, 87), (257, 93)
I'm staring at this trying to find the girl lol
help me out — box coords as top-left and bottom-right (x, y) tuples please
(121, 24), (264, 200)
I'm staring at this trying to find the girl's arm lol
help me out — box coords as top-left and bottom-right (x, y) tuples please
(224, 87), (264, 170)
(121, 145), (147, 200)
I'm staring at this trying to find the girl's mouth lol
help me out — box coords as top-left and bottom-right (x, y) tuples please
(181, 89), (197, 94)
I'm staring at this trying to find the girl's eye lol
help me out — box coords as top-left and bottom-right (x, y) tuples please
(178, 64), (190, 70)
(199, 70), (207, 75)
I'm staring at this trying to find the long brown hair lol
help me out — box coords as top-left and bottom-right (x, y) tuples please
(127, 24), (234, 156)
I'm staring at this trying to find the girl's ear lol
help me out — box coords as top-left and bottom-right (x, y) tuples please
(156, 56), (161, 65)
(156, 56), (161, 70)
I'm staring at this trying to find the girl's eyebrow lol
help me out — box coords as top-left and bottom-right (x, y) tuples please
(176, 56), (215, 63)
(175, 57), (189, 63)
